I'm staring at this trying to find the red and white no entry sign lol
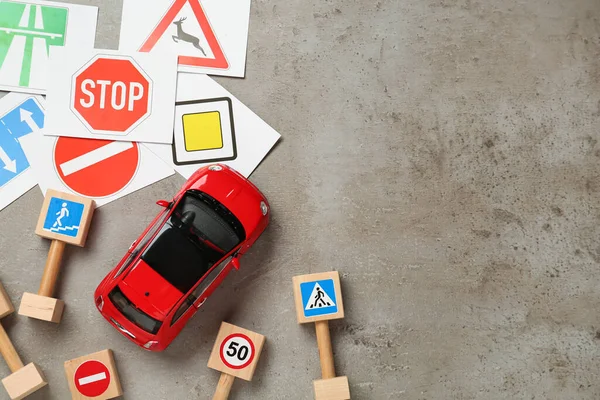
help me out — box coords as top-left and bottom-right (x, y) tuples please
(53, 137), (140, 198)
(219, 333), (255, 370)
(74, 360), (111, 397)
(71, 55), (152, 135)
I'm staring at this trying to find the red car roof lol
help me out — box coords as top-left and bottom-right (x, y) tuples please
(120, 260), (183, 319)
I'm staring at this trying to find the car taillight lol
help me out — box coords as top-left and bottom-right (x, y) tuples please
(95, 296), (104, 311)
(143, 341), (159, 349)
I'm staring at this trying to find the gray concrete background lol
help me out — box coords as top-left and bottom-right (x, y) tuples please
(1, 0), (599, 399)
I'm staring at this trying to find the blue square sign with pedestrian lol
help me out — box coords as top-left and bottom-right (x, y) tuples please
(300, 279), (338, 318)
(0, 97), (44, 188)
(42, 197), (85, 238)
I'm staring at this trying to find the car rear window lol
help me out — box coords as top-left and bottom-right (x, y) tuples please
(109, 286), (162, 334)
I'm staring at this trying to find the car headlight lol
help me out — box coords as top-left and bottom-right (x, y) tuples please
(208, 165), (223, 171)
(260, 201), (268, 216)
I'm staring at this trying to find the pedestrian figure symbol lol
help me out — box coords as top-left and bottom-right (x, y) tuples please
(300, 280), (338, 318)
(310, 286), (332, 309)
(53, 202), (69, 227)
(42, 197), (84, 238)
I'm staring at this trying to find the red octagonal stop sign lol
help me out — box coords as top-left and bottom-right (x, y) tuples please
(71, 55), (152, 135)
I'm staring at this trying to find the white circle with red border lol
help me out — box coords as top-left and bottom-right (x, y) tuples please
(219, 333), (255, 369)
(74, 359), (111, 397)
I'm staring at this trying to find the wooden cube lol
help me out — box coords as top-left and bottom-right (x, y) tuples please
(292, 271), (345, 324)
(314, 376), (351, 400)
(1, 362), (47, 400)
(35, 189), (95, 247)
(64, 350), (122, 400)
(18, 293), (64, 323)
(0, 282), (14, 319)
(207, 322), (266, 382)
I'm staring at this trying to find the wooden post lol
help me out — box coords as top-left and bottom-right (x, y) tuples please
(315, 320), (335, 379)
(212, 373), (235, 400)
(207, 322), (266, 400)
(0, 324), (23, 373)
(0, 281), (47, 400)
(293, 271), (351, 400)
(19, 190), (94, 324)
(38, 240), (66, 298)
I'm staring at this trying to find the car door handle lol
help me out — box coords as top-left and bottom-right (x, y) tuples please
(196, 298), (207, 308)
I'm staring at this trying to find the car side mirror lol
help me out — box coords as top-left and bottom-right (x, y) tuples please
(156, 200), (170, 208)
(231, 257), (240, 270)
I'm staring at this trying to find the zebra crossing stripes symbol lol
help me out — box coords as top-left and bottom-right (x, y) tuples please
(300, 279), (338, 318)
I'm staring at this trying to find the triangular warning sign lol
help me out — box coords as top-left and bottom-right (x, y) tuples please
(139, 0), (229, 70)
(304, 283), (336, 311)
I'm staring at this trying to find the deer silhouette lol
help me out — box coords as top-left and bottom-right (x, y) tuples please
(172, 17), (206, 56)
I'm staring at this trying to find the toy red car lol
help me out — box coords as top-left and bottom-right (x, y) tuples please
(94, 164), (269, 351)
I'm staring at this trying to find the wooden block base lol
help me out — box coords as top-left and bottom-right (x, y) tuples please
(1, 362), (47, 400)
(64, 349), (123, 400)
(314, 376), (350, 400)
(18, 293), (64, 323)
(0, 283), (15, 319)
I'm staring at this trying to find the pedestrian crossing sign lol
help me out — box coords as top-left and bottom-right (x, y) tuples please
(35, 189), (95, 246)
(301, 279), (338, 318)
(292, 271), (345, 324)
(42, 197), (84, 238)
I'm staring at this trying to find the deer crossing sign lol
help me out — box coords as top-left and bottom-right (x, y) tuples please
(119, 0), (253, 77)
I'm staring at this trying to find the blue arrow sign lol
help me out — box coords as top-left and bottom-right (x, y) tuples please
(0, 97), (44, 187)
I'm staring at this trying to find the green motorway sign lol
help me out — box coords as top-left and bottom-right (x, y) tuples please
(0, 1), (67, 88)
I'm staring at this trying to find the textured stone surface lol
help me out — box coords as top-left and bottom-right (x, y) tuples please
(1, 0), (599, 398)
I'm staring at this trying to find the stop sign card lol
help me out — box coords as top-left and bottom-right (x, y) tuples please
(119, 0), (251, 77)
(44, 47), (178, 144)
(19, 131), (175, 207)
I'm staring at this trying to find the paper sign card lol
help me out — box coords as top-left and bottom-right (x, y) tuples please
(19, 131), (175, 207)
(0, 93), (44, 210)
(45, 47), (178, 144)
(120, 0), (251, 77)
(146, 73), (281, 178)
(0, 0), (98, 94)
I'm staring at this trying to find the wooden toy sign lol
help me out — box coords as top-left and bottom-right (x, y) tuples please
(64, 349), (123, 400)
(44, 48), (178, 144)
(292, 271), (351, 400)
(0, 281), (47, 400)
(208, 322), (265, 400)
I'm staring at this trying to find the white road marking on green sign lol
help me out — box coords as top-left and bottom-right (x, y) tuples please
(0, 1), (68, 88)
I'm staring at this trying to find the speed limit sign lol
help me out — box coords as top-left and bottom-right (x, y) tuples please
(208, 322), (266, 386)
(220, 333), (256, 369)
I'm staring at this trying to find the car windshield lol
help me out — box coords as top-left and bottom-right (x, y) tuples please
(140, 190), (245, 294)
(109, 286), (162, 334)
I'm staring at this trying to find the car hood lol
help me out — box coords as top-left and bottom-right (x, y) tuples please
(192, 171), (265, 233)
(119, 260), (183, 320)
